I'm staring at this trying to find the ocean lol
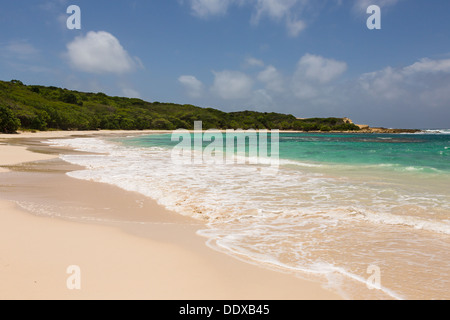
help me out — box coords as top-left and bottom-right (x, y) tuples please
(49, 131), (450, 300)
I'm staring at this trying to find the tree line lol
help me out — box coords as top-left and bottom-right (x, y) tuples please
(0, 80), (360, 134)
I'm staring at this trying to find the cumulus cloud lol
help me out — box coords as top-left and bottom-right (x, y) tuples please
(359, 58), (450, 103)
(192, 54), (346, 105)
(321, 56), (450, 127)
(288, 54), (347, 104)
(294, 54), (347, 84)
(178, 75), (205, 98)
(211, 70), (254, 99)
(257, 65), (285, 92)
(176, 55), (450, 128)
(66, 31), (139, 74)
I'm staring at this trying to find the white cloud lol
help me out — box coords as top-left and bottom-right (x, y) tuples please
(250, 89), (275, 111)
(345, 57), (450, 127)
(186, 0), (233, 18)
(122, 88), (141, 99)
(246, 57), (265, 68)
(289, 54), (347, 103)
(359, 66), (405, 100)
(203, 55), (347, 108)
(417, 82), (450, 108)
(182, 0), (403, 36)
(183, 0), (309, 36)
(178, 75), (205, 98)
(252, 0), (296, 22)
(66, 31), (139, 74)
(295, 54), (347, 84)
(211, 70), (254, 99)
(174, 55), (450, 128)
(257, 65), (284, 92)
(292, 82), (319, 100)
(359, 58), (450, 102)
(404, 58), (450, 74)
(286, 16), (306, 37)
(251, 0), (308, 37)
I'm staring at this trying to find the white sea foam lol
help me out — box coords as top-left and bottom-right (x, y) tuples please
(422, 129), (450, 134)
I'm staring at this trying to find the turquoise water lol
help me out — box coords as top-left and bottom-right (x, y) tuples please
(52, 132), (450, 299)
(123, 132), (450, 173)
(279, 133), (450, 173)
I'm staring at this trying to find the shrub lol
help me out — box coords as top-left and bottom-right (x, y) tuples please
(319, 125), (332, 132)
(60, 92), (78, 105)
(0, 106), (21, 133)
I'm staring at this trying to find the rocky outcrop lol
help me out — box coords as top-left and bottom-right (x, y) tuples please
(358, 127), (421, 134)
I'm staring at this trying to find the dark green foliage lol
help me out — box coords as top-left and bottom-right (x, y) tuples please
(30, 86), (40, 94)
(294, 118), (360, 132)
(0, 105), (21, 133)
(60, 92), (78, 105)
(0, 80), (360, 132)
(10, 80), (23, 85)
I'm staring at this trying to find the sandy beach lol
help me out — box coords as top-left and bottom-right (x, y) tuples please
(0, 131), (340, 300)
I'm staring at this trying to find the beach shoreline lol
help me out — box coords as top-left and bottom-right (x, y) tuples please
(0, 131), (341, 300)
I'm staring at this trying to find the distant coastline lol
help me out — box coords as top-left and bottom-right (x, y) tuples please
(1, 80), (421, 134)
(356, 127), (422, 134)
(1, 127), (424, 139)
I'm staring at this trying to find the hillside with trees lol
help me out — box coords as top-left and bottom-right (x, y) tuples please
(0, 80), (360, 133)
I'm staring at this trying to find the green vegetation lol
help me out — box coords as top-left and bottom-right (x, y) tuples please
(0, 105), (21, 133)
(0, 80), (360, 133)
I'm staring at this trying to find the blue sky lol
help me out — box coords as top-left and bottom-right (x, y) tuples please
(1, 0), (450, 128)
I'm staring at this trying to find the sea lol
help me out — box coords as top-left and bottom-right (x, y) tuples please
(48, 129), (450, 300)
